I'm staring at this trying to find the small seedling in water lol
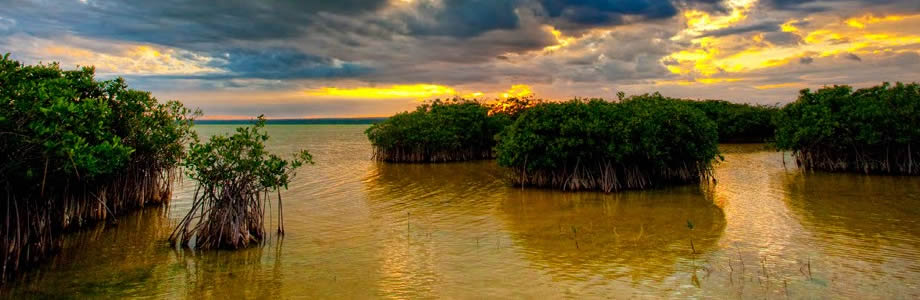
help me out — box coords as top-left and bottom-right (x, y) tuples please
(687, 220), (696, 254)
(571, 226), (579, 250)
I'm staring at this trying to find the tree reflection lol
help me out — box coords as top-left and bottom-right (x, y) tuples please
(782, 172), (920, 276)
(498, 185), (726, 282)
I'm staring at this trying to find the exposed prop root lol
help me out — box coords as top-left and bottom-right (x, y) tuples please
(791, 146), (920, 175)
(371, 147), (494, 163)
(508, 162), (714, 193)
(169, 181), (279, 250)
(1, 164), (177, 283)
(169, 116), (310, 250)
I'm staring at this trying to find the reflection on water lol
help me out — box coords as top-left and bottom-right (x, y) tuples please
(9, 209), (175, 297)
(3, 127), (920, 298)
(500, 186), (725, 282)
(783, 172), (920, 298)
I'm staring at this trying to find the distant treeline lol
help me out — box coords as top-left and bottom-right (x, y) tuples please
(195, 117), (387, 125)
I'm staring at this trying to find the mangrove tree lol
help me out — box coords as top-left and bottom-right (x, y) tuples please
(686, 99), (779, 143)
(0, 54), (197, 282)
(170, 117), (312, 249)
(495, 94), (721, 192)
(775, 82), (920, 174)
(366, 98), (509, 162)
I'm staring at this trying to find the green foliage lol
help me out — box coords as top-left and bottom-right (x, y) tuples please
(172, 116), (312, 249)
(0, 53), (197, 282)
(775, 82), (920, 174)
(365, 98), (509, 162)
(685, 100), (779, 143)
(496, 94), (720, 192)
(0, 53), (197, 184)
(183, 116), (312, 192)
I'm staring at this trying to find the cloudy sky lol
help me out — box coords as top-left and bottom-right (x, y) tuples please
(2, 0), (919, 118)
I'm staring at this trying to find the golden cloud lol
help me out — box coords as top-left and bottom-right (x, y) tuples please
(304, 84), (458, 99)
(662, 10), (920, 82)
(42, 43), (218, 75)
(304, 84), (535, 100)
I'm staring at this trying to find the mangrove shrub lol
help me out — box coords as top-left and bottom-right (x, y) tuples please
(365, 99), (509, 162)
(686, 100), (779, 143)
(496, 94), (720, 192)
(0, 54), (197, 282)
(170, 117), (312, 249)
(775, 82), (920, 174)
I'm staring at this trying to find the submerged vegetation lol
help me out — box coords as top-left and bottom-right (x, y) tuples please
(496, 94), (721, 192)
(775, 82), (920, 174)
(0, 54), (196, 282)
(170, 117), (312, 250)
(686, 100), (779, 143)
(365, 98), (509, 162)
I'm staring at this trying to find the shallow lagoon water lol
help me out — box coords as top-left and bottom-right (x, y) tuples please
(5, 125), (920, 298)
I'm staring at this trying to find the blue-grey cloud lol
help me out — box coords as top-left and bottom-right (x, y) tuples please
(539, 0), (676, 25)
(407, 0), (520, 37)
(1, 0), (390, 47)
(535, 0), (724, 31)
(215, 48), (371, 79)
(131, 48), (373, 80)
(701, 21), (782, 37)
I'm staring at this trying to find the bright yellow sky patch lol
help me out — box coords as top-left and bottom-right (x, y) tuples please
(672, 0), (757, 41)
(781, 19), (802, 33)
(464, 92), (484, 98)
(502, 84), (533, 98)
(305, 84), (458, 99)
(663, 12), (920, 80)
(542, 26), (576, 52)
(304, 84), (534, 100)
(845, 14), (906, 29)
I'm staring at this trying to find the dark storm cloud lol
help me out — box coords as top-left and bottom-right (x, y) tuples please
(538, 0), (677, 25)
(1, 0), (390, 47)
(134, 48), (372, 80)
(212, 48), (372, 79)
(406, 0), (520, 37)
(0, 0), (384, 80)
(800, 57), (815, 64)
(534, 0), (724, 31)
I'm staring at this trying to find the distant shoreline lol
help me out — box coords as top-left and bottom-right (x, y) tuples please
(194, 117), (387, 125)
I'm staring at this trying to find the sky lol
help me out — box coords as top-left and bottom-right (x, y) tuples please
(2, 0), (919, 118)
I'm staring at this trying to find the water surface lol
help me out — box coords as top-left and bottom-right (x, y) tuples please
(6, 126), (920, 298)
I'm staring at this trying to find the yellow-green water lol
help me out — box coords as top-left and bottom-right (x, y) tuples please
(5, 125), (920, 298)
